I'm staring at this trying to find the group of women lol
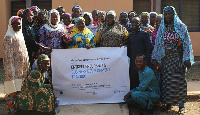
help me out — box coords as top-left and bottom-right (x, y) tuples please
(3, 5), (194, 114)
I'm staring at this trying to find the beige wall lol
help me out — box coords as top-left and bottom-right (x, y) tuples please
(189, 32), (200, 56)
(0, 0), (11, 58)
(52, 0), (133, 19)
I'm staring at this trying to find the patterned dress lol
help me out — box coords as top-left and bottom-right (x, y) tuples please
(39, 24), (66, 56)
(95, 23), (129, 47)
(161, 31), (186, 104)
(16, 55), (54, 113)
(3, 36), (30, 94)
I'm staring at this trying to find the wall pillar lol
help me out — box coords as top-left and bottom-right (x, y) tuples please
(26, 0), (32, 8)
(154, 0), (161, 14)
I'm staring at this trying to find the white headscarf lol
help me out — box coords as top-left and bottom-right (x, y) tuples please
(44, 9), (65, 31)
(82, 12), (93, 25)
(5, 16), (24, 41)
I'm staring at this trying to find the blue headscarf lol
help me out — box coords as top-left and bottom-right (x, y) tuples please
(152, 6), (194, 65)
(118, 12), (132, 32)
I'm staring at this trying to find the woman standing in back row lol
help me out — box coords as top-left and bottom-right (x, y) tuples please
(152, 6), (194, 113)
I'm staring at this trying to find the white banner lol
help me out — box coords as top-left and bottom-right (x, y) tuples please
(51, 47), (130, 105)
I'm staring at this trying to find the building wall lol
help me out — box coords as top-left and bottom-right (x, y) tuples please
(0, 0), (12, 59)
(52, 0), (133, 19)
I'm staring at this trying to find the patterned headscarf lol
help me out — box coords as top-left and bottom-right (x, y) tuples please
(152, 6), (194, 65)
(72, 5), (82, 12)
(37, 54), (50, 70)
(139, 12), (150, 27)
(74, 17), (85, 27)
(30, 6), (40, 12)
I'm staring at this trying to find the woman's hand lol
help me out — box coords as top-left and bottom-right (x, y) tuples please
(184, 60), (191, 70)
(86, 44), (91, 49)
(123, 92), (131, 101)
(177, 39), (183, 47)
(63, 33), (72, 43)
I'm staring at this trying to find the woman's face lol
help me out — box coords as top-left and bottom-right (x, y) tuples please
(128, 13), (136, 22)
(84, 15), (91, 26)
(26, 11), (34, 23)
(164, 11), (173, 24)
(63, 15), (71, 26)
(58, 8), (65, 20)
(150, 14), (156, 25)
(38, 12), (46, 21)
(32, 9), (38, 18)
(92, 11), (98, 22)
(119, 13), (127, 25)
(77, 20), (85, 31)
(51, 13), (59, 25)
(155, 16), (162, 27)
(106, 14), (115, 26)
(12, 19), (21, 32)
(73, 8), (81, 18)
(141, 15), (148, 25)
(98, 14), (105, 23)
(41, 60), (50, 72)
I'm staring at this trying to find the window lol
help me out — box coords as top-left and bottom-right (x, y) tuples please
(162, 0), (200, 31)
(133, 0), (151, 16)
(33, 0), (52, 10)
(11, 1), (26, 16)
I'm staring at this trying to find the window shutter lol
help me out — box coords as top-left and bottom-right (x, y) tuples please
(133, 0), (151, 15)
(11, 1), (26, 16)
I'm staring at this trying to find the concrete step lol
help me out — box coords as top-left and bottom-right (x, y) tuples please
(58, 104), (128, 115)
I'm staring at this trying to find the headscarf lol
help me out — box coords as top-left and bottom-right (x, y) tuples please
(5, 16), (24, 41)
(36, 54), (50, 70)
(43, 9), (64, 31)
(139, 12), (150, 27)
(63, 13), (71, 18)
(152, 6), (194, 65)
(22, 9), (34, 26)
(82, 12), (93, 25)
(118, 12), (132, 32)
(150, 12), (157, 15)
(74, 17), (85, 28)
(72, 5), (82, 12)
(106, 10), (117, 21)
(30, 6), (40, 12)
(17, 9), (24, 17)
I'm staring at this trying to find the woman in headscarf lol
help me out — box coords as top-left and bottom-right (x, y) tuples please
(83, 12), (98, 36)
(139, 12), (154, 35)
(128, 11), (137, 22)
(71, 5), (82, 24)
(22, 8), (41, 67)
(97, 11), (106, 31)
(16, 54), (55, 115)
(152, 6), (194, 113)
(39, 9), (67, 57)
(95, 10), (129, 47)
(63, 13), (74, 33)
(35, 9), (48, 33)
(66, 17), (95, 48)
(3, 16), (30, 114)
(118, 12), (132, 33)
(56, 6), (65, 23)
